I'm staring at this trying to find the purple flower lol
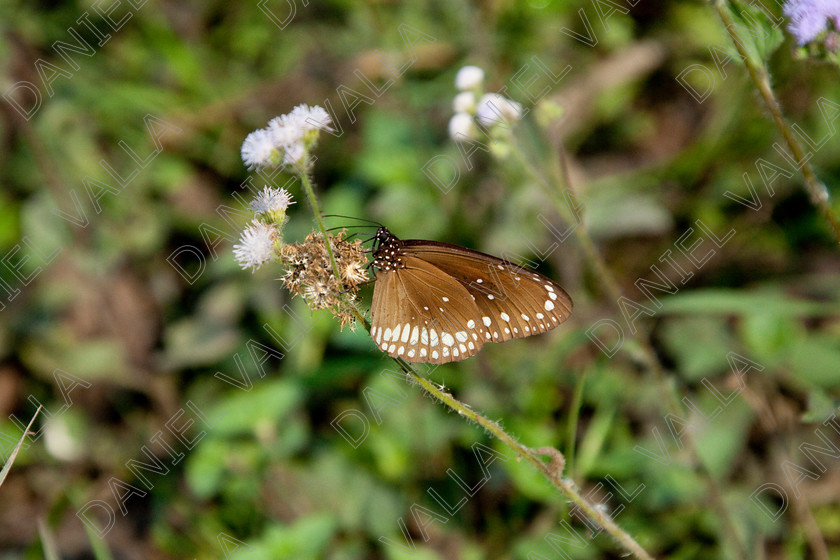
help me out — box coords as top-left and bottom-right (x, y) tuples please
(784, 0), (840, 45)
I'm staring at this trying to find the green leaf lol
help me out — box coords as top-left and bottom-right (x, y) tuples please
(725, 2), (784, 65)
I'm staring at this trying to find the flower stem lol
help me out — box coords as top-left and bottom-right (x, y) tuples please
(298, 167), (343, 281)
(712, 0), (840, 246)
(509, 138), (748, 559)
(398, 358), (654, 560)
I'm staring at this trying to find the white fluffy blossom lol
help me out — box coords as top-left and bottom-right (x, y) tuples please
(241, 104), (333, 171)
(233, 220), (278, 271)
(475, 93), (523, 128)
(455, 65), (485, 91)
(241, 129), (277, 169)
(448, 112), (477, 141)
(249, 186), (295, 215)
(286, 104), (334, 133)
(453, 91), (476, 113)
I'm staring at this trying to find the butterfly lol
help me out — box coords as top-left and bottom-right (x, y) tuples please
(369, 226), (573, 364)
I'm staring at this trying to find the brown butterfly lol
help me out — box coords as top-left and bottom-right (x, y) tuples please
(369, 227), (573, 364)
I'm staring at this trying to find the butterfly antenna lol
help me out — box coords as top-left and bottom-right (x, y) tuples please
(322, 214), (384, 227)
(324, 225), (376, 234)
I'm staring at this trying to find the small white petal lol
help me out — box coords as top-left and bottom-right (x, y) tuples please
(249, 186), (295, 214)
(455, 65), (484, 90)
(453, 91), (476, 113)
(241, 129), (277, 169)
(232, 220), (278, 271)
(448, 112), (477, 141)
(476, 93), (523, 128)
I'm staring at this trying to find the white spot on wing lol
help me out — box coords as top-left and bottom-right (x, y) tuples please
(500, 312), (510, 322)
(408, 349), (415, 358)
(483, 316), (492, 326)
(430, 329), (439, 347)
(545, 300), (555, 311)
(521, 314), (530, 321)
(392, 324), (402, 342)
(401, 326), (410, 343)
(410, 326), (419, 345)
(455, 331), (468, 342)
(467, 320), (475, 329)
(441, 332), (455, 347)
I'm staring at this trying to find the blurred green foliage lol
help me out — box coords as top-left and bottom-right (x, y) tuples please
(1, 0), (840, 559)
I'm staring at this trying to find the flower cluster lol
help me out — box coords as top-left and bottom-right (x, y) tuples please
(232, 185), (295, 271)
(241, 104), (333, 171)
(784, 0), (840, 54)
(448, 65), (523, 143)
(280, 230), (368, 329)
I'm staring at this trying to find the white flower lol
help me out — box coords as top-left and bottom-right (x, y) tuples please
(287, 104), (334, 133)
(453, 91), (476, 113)
(475, 93), (523, 128)
(250, 186), (295, 215)
(455, 65), (484, 91)
(448, 112), (477, 141)
(241, 129), (277, 169)
(233, 220), (278, 271)
(283, 142), (305, 166)
(267, 116), (304, 147)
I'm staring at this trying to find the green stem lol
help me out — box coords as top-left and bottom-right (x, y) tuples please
(298, 166), (342, 281)
(712, 0), (840, 246)
(509, 139), (746, 559)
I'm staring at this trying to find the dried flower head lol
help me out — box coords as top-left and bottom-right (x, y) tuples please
(280, 230), (368, 329)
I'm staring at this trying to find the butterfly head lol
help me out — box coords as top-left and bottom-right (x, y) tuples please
(372, 227), (405, 273)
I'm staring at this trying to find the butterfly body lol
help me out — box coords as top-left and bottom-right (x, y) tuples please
(370, 227), (573, 364)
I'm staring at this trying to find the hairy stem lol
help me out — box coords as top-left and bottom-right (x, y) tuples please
(712, 0), (840, 245)
(298, 167), (343, 281)
(509, 138), (747, 558)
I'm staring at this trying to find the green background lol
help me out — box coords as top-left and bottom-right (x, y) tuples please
(1, 0), (839, 558)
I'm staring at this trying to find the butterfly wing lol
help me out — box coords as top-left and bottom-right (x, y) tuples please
(370, 256), (489, 364)
(401, 241), (573, 344)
